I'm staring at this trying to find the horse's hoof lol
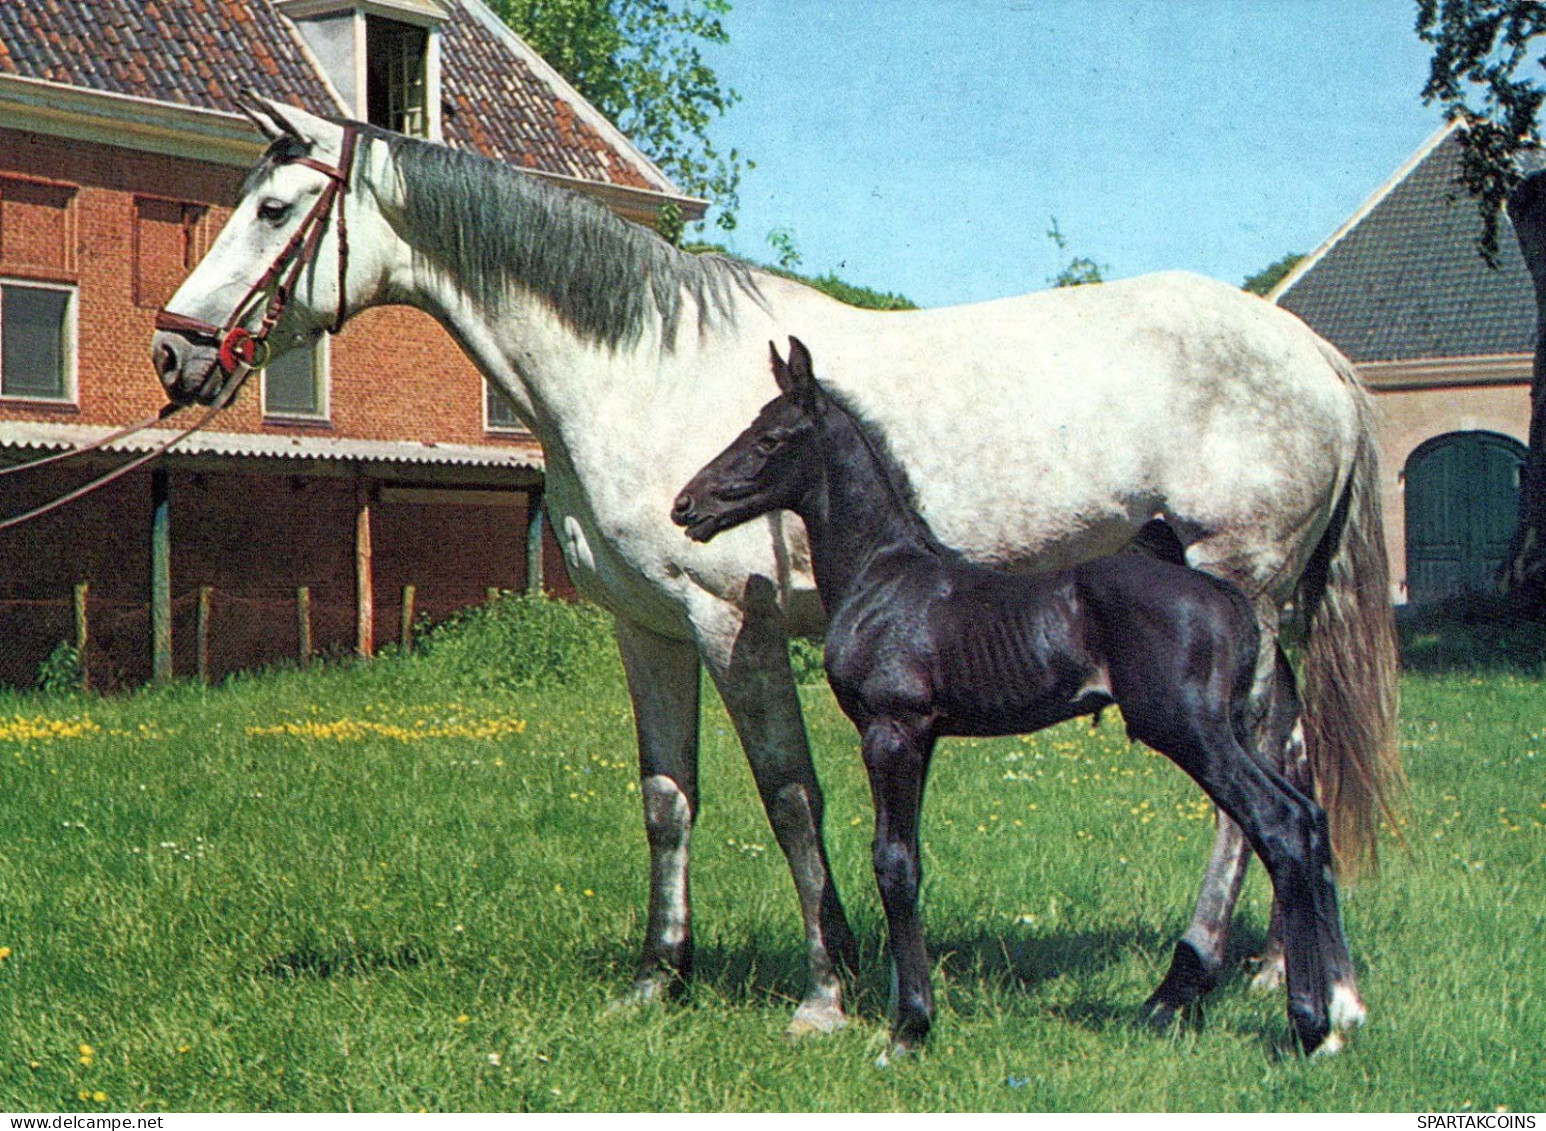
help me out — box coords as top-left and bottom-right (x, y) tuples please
(605, 974), (675, 1015)
(1247, 954), (1286, 994)
(787, 999), (847, 1039)
(1328, 983), (1367, 1032)
(1309, 1029), (1346, 1059)
(1140, 997), (1180, 1033)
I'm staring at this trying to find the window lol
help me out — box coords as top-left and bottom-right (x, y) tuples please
(263, 337), (329, 420)
(367, 16), (429, 137)
(486, 379), (521, 431)
(0, 281), (74, 402)
(134, 197), (208, 309)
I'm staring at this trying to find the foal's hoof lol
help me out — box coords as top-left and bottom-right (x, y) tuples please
(1139, 996), (1181, 1034)
(606, 972), (678, 1015)
(1309, 1030), (1346, 1059)
(874, 1037), (921, 1069)
(787, 998), (847, 1039)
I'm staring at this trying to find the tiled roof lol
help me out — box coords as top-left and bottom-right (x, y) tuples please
(440, 4), (661, 191)
(0, 0), (672, 193)
(1277, 127), (1540, 363)
(0, 0), (341, 119)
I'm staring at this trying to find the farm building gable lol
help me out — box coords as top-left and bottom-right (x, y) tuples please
(1275, 123), (1540, 605)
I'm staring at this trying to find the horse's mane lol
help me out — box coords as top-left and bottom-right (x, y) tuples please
(818, 382), (955, 555)
(352, 124), (762, 351)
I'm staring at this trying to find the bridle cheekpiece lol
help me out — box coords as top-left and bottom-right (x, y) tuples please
(154, 122), (359, 399)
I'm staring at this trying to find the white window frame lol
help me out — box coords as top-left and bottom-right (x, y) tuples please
(484, 378), (523, 434)
(261, 335), (332, 423)
(0, 278), (78, 406)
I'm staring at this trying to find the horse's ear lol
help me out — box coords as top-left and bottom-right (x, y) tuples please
(785, 336), (820, 411)
(769, 340), (795, 396)
(238, 89), (302, 143)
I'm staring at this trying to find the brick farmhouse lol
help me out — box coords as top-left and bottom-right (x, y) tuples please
(0, 0), (702, 687)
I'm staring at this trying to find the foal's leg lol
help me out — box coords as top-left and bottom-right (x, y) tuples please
(615, 618), (703, 1000)
(1138, 708), (1342, 1054)
(860, 716), (935, 1063)
(696, 600), (856, 1036)
(1148, 596), (1288, 1019)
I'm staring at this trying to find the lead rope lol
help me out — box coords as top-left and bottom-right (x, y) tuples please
(0, 367), (251, 533)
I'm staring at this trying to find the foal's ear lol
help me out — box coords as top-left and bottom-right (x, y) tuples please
(769, 340), (794, 396)
(784, 336), (820, 411)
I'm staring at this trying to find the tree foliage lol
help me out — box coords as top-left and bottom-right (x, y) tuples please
(1242, 252), (1304, 296)
(1417, 0), (1546, 264)
(1045, 218), (1106, 288)
(492, 0), (748, 230)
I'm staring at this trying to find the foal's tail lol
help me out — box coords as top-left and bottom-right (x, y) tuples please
(1298, 356), (1404, 878)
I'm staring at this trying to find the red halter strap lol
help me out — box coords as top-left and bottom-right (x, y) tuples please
(154, 123), (359, 385)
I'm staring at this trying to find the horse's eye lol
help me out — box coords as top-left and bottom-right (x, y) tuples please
(257, 199), (291, 224)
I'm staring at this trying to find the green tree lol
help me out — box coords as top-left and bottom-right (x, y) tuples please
(1417, 0), (1546, 264)
(1418, 1), (1546, 608)
(1242, 252), (1304, 296)
(1046, 218), (1106, 288)
(492, 0), (749, 230)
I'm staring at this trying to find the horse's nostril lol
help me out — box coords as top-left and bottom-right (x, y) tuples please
(153, 338), (183, 387)
(672, 494), (693, 520)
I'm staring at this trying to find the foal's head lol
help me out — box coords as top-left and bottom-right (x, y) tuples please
(672, 337), (825, 543)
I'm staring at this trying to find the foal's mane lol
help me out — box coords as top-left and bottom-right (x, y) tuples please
(351, 124), (762, 350)
(818, 383), (954, 554)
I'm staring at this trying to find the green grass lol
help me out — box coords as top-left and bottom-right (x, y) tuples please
(0, 597), (1542, 1111)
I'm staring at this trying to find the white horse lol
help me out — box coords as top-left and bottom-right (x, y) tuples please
(153, 97), (1398, 1045)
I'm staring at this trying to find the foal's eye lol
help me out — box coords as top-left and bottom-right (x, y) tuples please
(257, 199), (291, 224)
(756, 434), (784, 455)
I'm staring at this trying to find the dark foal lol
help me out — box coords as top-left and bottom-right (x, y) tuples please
(672, 338), (1363, 1060)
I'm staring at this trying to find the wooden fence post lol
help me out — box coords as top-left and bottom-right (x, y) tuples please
(526, 487), (545, 597)
(356, 478), (375, 658)
(297, 586), (312, 668)
(150, 468), (172, 683)
(196, 586), (212, 685)
(73, 581), (89, 692)
(400, 584), (416, 653)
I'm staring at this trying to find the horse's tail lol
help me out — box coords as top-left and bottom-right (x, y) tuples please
(1297, 351), (1404, 878)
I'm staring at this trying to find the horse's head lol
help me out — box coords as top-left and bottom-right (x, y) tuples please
(672, 337), (826, 542)
(152, 94), (375, 406)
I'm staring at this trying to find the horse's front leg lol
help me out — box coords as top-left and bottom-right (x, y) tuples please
(615, 617), (703, 1000)
(695, 597), (856, 1036)
(861, 716), (935, 1064)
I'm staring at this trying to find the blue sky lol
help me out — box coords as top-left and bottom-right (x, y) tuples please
(700, 1), (1449, 308)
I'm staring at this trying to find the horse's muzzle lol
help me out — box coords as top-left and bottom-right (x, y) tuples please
(152, 330), (226, 406)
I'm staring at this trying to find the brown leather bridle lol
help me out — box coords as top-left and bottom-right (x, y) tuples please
(0, 125), (359, 532)
(154, 122), (359, 400)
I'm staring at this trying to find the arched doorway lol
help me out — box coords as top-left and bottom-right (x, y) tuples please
(1404, 431), (1528, 604)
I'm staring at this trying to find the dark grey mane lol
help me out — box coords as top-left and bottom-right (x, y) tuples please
(819, 382), (951, 552)
(361, 125), (762, 350)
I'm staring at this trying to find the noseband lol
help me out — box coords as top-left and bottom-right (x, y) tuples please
(154, 123), (359, 396)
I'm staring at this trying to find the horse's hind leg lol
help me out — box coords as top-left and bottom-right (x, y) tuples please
(697, 600), (856, 1036)
(616, 618), (704, 1001)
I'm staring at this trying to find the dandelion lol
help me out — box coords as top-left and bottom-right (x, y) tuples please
(0, 946), (12, 961)
(456, 1014), (470, 1025)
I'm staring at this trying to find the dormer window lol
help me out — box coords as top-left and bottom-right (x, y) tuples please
(278, 0), (445, 139)
(366, 15), (429, 136)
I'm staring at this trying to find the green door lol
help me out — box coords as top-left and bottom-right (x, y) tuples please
(1405, 432), (1527, 604)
